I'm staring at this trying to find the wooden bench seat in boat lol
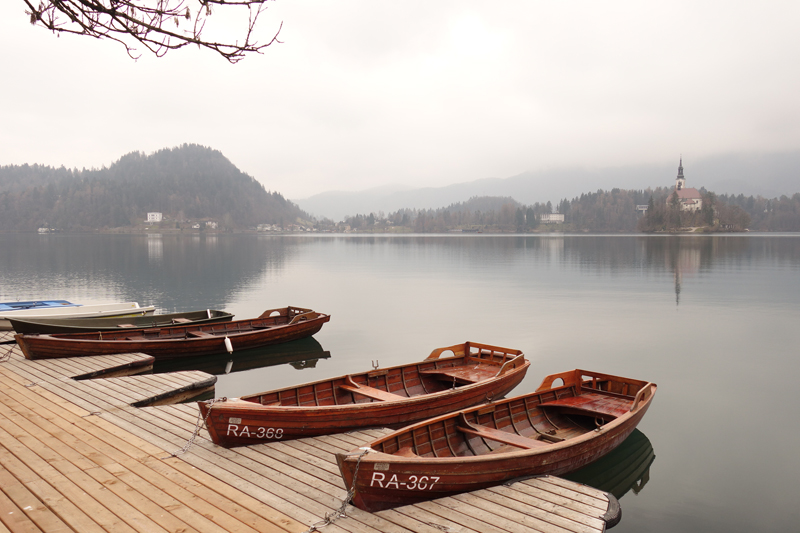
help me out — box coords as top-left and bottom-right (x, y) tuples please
(458, 423), (549, 450)
(419, 365), (497, 384)
(172, 318), (192, 323)
(339, 377), (405, 402)
(539, 391), (632, 419)
(457, 414), (549, 450)
(187, 331), (216, 338)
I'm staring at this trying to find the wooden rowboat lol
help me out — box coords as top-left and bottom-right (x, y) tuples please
(15, 306), (329, 360)
(198, 342), (530, 447)
(0, 301), (155, 330)
(9, 309), (235, 335)
(336, 369), (656, 512)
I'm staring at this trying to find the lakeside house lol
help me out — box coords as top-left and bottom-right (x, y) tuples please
(539, 213), (565, 224)
(147, 212), (163, 224)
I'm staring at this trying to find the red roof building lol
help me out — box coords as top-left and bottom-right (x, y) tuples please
(669, 158), (703, 211)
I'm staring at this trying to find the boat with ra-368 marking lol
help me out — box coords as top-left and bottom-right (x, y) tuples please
(336, 369), (656, 512)
(15, 306), (328, 360)
(199, 341), (530, 447)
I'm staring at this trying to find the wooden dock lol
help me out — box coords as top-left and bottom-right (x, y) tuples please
(0, 342), (620, 533)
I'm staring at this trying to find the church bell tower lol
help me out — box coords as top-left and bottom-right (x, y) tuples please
(676, 157), (686, 191)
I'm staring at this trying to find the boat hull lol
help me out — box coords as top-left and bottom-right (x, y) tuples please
(9, 309), (234, 334)
(199, 342), (530, 447)
(337, 370), (656, 512)
(203, 368), (528, 447)
(0, 302), (154, 330)
(15, 307), (329, 360)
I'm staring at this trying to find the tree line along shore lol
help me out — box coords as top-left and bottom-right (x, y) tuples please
(3, 145), (798, 234)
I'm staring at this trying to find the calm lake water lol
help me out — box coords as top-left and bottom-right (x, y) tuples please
(1, 232), (799, 532)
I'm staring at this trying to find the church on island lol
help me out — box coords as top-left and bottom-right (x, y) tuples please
(668, 158), (703, 211)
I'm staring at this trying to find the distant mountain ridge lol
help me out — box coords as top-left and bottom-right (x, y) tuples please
(0, 144), (308, 231)
(295, 151), (800, 221)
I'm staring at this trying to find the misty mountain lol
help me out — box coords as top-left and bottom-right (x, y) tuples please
(295, 151), (800, 221)
(0, 144), (308, 231)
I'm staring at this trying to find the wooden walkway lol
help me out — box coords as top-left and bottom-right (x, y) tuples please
(0, 343), (619, 533)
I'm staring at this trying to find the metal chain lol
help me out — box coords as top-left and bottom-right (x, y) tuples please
(162, 397), (225, 459)
(303, 447), (370, 533)
(0, 344), (15, 363)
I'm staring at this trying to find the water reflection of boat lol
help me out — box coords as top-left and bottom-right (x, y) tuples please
(152, 337), (331, 375)
(563, 428), (655, 500)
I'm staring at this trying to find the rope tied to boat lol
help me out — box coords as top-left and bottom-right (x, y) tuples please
(303, 447), (371, 532)
(162, 397), (225, 459)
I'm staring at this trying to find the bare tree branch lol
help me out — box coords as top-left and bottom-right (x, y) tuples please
(23, 0), (282, 63)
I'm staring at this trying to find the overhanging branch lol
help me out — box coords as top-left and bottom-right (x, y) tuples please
(24, 0), (282, 63)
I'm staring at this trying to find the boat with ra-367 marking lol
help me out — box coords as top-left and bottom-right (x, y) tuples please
(14, 306), (328, 360)
(199, 342), (530, 447)
(336, 369), (656, 512)
(9, 309), (235, 335)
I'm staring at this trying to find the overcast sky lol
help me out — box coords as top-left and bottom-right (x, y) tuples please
(2, 1), (799, 199)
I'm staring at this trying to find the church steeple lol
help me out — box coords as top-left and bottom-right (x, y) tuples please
(676, 157), (686, 191)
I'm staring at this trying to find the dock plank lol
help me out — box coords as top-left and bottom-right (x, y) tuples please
(0, 360), (304, 533)
(474, 486), (602, 533)
(0, 346), (615, 533)
(451, 491), (575, 533)
(487, 483), (605, 530)
(0, 465), (70, 533)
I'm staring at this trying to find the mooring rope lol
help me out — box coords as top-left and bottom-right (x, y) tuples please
(303, 447), (370, 532)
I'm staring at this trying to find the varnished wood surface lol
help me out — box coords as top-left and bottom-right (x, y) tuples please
(337, 369), (654, 512)
(0, 344), (614, 533)
(539, 391), (634, 419)
(15, 307), (330, 360)
(201, 342), (531, 447)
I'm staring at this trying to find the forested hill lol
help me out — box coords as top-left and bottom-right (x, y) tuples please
(0, 145), (308, 231)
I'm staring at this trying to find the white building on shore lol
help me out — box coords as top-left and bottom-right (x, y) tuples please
(539, 213), (565, 224)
